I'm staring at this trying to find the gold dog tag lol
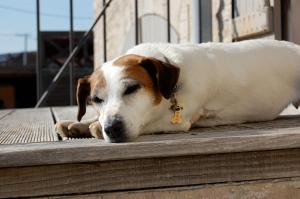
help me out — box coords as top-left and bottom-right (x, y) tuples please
(171, 105), (183, 124)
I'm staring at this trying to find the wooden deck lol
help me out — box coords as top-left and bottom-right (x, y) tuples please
(0, 106), (300, 198)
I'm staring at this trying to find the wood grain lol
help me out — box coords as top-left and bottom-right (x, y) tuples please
(0, 107), (300, 198)
(52, 106), (97, 122)
(1, 122), (300, 168)
(1, 149), (300, 198)
(0, 108), (58, 144)
(232, 7), (273, 39)
(0, 106), (300, 166)
(43, 178), (300, 199)
(0, 109), (13, 120)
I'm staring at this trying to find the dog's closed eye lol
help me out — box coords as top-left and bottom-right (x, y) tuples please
(123, 84), (141, 96)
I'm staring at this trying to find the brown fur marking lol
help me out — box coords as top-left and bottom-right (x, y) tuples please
(76, 69), (106, 121)
(89, 69), (106, 93)
(113, 54), (162, 104)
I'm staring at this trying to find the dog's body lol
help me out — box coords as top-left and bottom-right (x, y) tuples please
(56, 40), (300, 142)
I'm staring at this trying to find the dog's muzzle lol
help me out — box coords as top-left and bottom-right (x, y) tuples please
(104, 115), (127, 143)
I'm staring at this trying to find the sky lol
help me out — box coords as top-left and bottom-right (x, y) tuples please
(0, 0), (94, 54)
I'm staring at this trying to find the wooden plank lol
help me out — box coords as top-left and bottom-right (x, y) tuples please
(0, 108), (58, 144)
(0, 105), (300, 167)
(0, 148), (300, 198)
(232, 7), (273, 39)
(0, 109), (13, 120)
(52, 106), (97, 122)
(1, 117), (300, 168)
(42, 178), (300, 199)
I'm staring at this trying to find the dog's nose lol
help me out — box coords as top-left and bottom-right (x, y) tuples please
(104, 117), (126, 142)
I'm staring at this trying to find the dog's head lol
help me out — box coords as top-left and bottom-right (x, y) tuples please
(77, 54), (180, 142)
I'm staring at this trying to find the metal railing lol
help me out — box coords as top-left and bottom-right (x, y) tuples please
(35, 0), (172, 107)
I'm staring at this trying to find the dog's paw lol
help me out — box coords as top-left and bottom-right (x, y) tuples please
(55, 121), (92, 140)
(89, 121), (103, 139)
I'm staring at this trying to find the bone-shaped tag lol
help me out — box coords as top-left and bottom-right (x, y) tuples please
(171, 105), (183, 124)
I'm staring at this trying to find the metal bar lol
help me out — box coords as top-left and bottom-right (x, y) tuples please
(103, 0), (107, 62)
(280, 0), (287, 40)
(167, 0), (171, 42)
(135, 0), (139, 45)
(198, 0), (202, 43)
(199, 0), (212, 42)
(231, 0), (235, 18)
(35, 0), (41, 102)
(35, 0), (113, 108)
(24, 34), (28, 65)
(274, 0), (282, 40)
(192, 0), (200, 43)
(69, 0), (74, 105)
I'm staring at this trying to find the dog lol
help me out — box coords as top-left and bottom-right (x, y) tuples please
(56, 39), (300, 143)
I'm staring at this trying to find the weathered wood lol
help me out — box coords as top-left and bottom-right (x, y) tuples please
(1, 148), (300, 198)
(232, 7), (273, 39)
(0, 109), (13, 120)
(52, 106), (97, 122)
(0, 107), (299, 198)
(0, 105), (299, 166)
(0, 108), (58, 144)
(1, 120), (300, 168)
(42, 178), (300, 199)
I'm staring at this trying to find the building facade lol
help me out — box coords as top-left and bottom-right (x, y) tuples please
(93, 0), (299, 68)
(93, 0), (195, 68)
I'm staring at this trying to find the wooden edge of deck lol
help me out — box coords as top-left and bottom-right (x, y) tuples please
(1, 126), (300, 168)
(39, 178), (300, 199)
(1, 148), (300, 198)
(0, 109), (14, 120)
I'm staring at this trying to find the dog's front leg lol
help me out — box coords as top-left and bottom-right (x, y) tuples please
(143, 117), (192, 135)
(88, 121), (102, 139)
(55, 118), (103, 140)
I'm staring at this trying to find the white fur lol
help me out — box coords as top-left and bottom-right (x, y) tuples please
(97, 40), (300, 141)
(95, 61), (155, 141)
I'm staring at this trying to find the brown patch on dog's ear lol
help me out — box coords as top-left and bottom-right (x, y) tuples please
(76, 76), (90, 121)
(139, 57), (180, 99)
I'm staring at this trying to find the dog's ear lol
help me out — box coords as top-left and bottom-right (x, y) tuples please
(76, 76), (91, 121)
(139, 57), (180, 99)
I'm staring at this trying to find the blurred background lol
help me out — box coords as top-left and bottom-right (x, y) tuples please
(0, 0), (299, 109)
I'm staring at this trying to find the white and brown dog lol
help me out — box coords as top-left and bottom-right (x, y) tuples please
(56, 39), (300, 143)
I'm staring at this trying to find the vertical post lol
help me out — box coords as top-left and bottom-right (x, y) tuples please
(36, 0), (41, 102)
(103, 0), (107, 62)
(24, 34), (28, 66)
(166, 0), (171, 42)
(16, 34), (29, 66)
(201, 0), (212, 42)
(135, 0), (139, 45)
(231, 0), (235, 18)
(274, 0), (282, 40)
(196, 0), (212, 43)
(192, 0), (200, 43)
(69, 0), (74, 105)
